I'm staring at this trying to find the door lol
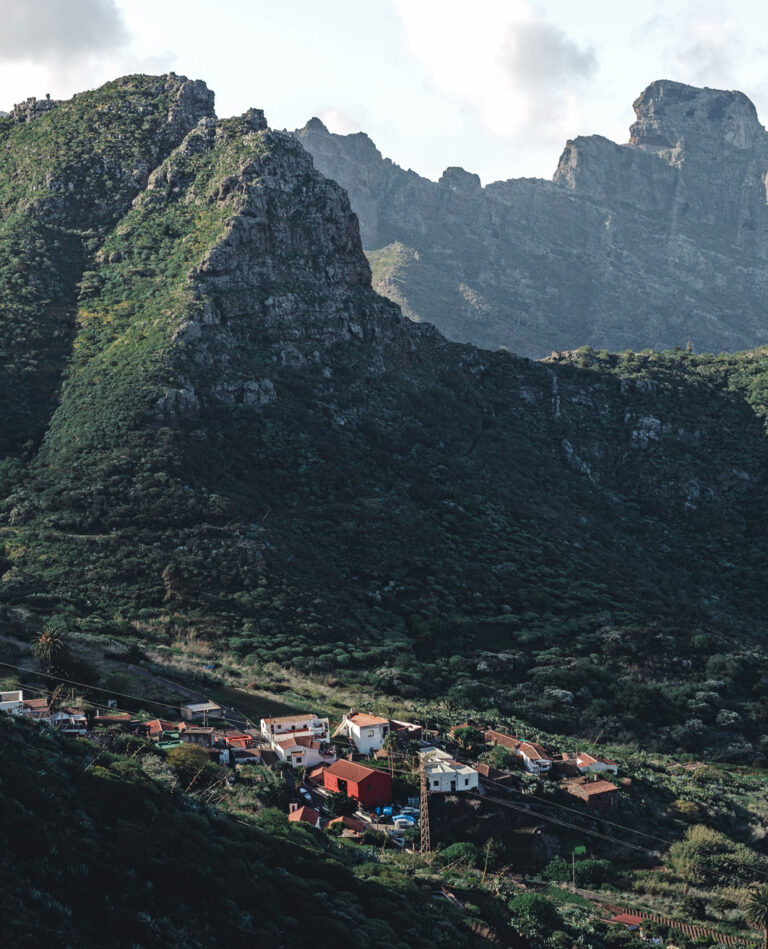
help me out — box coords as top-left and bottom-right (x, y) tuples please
(450, 780), (456, 792)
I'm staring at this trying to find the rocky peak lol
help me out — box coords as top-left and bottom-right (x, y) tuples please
(439, 166), (481, 193)
(629, 79), (765, 152)
(9, 94), (59, 124)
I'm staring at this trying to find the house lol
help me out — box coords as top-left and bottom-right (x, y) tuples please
(389, 719), (423, 744)
(323, 760), (392, 809)
(140, 719), (179, 741)
(0, 691), (24, 715)
(51, 708), (88, 736)
(260, 713), (330, 742)
(287, 803), (322, 828)
(419, 747), (479, 793)
(92, 712), (132, 728)
(567, 778), (619, 809)
(608, 914), (643, 931)
(272, 734), (336, 769)
(576, 752), (618, 775)
(22, 697), (50, 720)
(306, 763), (330, 785)
(484, 730), (553, 774)
(180, 701), (223, 723)
(335, 711), (389, 755)
(475, 762), (515, 785)
(221, 732), (255, 749)
(178, 725), (214, 747)
(328, 815), (367, 839)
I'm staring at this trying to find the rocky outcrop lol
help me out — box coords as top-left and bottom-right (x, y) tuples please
(295, 80), (768, 357)
(9, 94), (60, 123)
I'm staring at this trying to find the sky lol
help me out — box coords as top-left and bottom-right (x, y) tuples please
(2, 0), (768, 184)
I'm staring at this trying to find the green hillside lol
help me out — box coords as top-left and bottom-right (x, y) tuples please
(1, 76), (768, 757)
(0, 714), (485, 948)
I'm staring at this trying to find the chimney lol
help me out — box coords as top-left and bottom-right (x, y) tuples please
(289, 802), (299, 813)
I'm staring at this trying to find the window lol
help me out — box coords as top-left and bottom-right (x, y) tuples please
(464, 778), (469, 786)
(367, 730), (374, 737)
(432, 780), (439, 787)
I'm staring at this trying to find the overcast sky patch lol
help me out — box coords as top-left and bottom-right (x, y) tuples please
(0, 0), (129, 61)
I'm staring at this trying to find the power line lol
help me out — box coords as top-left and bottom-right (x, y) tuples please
(0, 659), (185, 712)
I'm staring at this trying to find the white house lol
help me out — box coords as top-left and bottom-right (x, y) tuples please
(272, 734), (336, 769)
(335, 711), (389, 755)
(576, 752), (618, 775)
(0, 690), (24, 715)
(51, 707), (88, 736)
(260, 713), (330, 742)
(484, 731), (553, 774)
(419, 747), (479, 793)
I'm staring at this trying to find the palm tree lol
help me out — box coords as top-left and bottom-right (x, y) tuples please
(31, 624), (68, 672)
(382, 731), (398, 776)
(745, 885), (768, 949)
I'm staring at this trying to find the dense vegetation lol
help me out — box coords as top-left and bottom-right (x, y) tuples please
(0, 714), (488, 948)
(1, 75), (768, 762)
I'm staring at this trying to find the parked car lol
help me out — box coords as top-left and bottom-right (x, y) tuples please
(392, 815), (417, 829)
(398, 807), (419, 817)
(300, 789), (313, 803)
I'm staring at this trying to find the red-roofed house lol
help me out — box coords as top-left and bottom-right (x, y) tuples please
(323, 759), (392, 809)
(22, 698), (50, 720)
(287, 803), (322, 828)
(484, 730), (553, 773)
(567, 779), (619, 809)
(608, 914), (642, 931)
(335, 711), (390, 755)
(328, 815), (367, 840)
(140, 719), (179, 740)
(576, 752), (618, 775)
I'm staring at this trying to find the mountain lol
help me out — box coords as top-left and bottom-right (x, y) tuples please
(295, 80), (768, 357)
(2, 76), (768, 754)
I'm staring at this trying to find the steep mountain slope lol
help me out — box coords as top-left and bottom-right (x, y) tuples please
(0, 76), (214, 471)
(2, 77), (768, 752)
(296, 80), (768, 357)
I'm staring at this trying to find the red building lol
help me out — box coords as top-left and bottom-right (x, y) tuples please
(323, 759), (392, 809)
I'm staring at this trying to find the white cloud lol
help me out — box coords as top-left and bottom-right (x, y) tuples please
(392, 0), (597, 143)
(0, 0), (129, 60)
(640, 4), (744, 88)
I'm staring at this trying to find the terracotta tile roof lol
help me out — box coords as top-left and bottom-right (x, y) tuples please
(577, 752), (617, 767)
(573, 780), (617, 797)
(23, 699), (49, 710)
(484, 730), (551, 760)
(325, 759), (378, 783)
(328, 816), (366, 832)
(288, 805), (321, 825)
(347, 712), (388, 727)
(609, 914), (643, 927)
(275, 735), (320, 750)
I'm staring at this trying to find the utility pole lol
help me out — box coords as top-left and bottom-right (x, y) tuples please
(419, 756), (431, 863)
(572, 851), (576, 889)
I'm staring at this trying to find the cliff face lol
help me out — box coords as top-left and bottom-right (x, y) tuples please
(296, 80), (768, 357)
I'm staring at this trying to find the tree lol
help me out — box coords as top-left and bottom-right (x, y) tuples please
(745, 886), (768, 949)
(452, 726), (482, 751)
(382, 731), (398, 775)
(31, 623), (69, 673)
(166, 745), (215, 789)
(508, 892), (561, 935)
(325, 791), (358, 817)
